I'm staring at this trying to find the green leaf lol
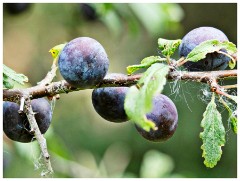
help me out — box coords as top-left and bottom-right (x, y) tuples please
(124, 86), (156, 131)
(158, 38), (181, 57)
(3, 74), (14, 89)
(220, 41), (237, 55)
(126, 56), (166, 75)
(140, 56), (163, 64)
(138, 63), (169, 112)
(218, 41), (237, 69)
(219, 97), (237, 134)
(3, 64), (28, 89)
(200, 93), (225, 168)
(230, 114), (237, 134)
(186, 40), (237, 66)
(124, 63), (169, 131)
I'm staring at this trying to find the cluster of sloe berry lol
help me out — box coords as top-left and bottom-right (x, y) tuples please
(3, 26), (230, 143)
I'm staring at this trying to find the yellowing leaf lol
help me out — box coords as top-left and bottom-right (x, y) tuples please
(49, 43), (67, 59)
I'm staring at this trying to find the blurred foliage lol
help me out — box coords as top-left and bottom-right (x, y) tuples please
(91, 3), (184, 36)
(3, 3), (237, 178)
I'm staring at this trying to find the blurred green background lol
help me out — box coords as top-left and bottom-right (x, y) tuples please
(3, 3), (237, 178)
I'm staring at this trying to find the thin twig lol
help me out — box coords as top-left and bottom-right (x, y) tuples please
(37, 62), (58, 86)
(24, 96), (53, 175)
(33, 61), (58, 175)
(20, 61), (58, 176)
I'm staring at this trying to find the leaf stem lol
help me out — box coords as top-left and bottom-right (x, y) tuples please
(175, 57), (187, 67)
(166, 55), (171, 64)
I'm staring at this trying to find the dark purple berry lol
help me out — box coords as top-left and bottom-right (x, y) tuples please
(179, 27), (230, 71)
(4, 3), (31, 15)
(135, 94), (178, 142)
(92, 86), (129, 123)
(3, 98), (52, 143)
(58, 37), (109, 88)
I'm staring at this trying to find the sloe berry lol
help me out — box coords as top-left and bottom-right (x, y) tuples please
(3, 98), (52, 143)
(135, 94), (178, 142)
(58, 37), (109, 88)
(179, 27), (230, 71)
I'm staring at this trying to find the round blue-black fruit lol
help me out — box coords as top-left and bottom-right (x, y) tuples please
(135, 94), (178, 142)
(58, 37), (109, 88)
(92, 85), (129, 123)
(3, 98), (52, 143)
(179, 27), (230, 71)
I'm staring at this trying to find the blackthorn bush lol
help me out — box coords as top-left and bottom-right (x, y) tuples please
(92, 86), (129, 123)
(3, 98), (52, 143)
(135, 94), (178, 142)
(179, 27), (230, 71)
(58, 37), (109, 88)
